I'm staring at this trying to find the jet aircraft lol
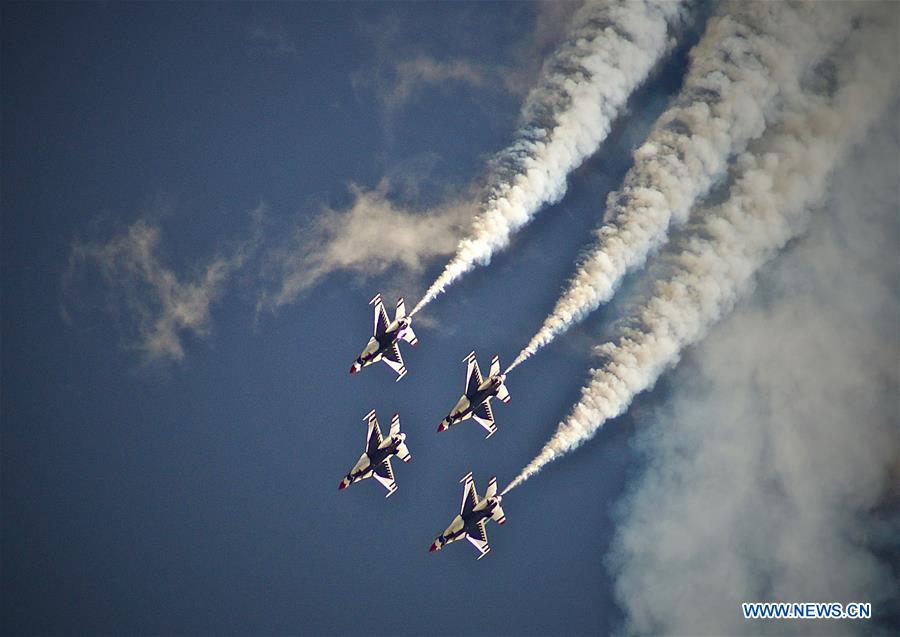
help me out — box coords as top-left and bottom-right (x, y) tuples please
(339, 410), (411, 497)
(350, 294), (418, 381)
(437, 351), (510, 438)
(429, 473), (507, 559)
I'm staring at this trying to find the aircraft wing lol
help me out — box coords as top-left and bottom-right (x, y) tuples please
(372, 457), (397, 497)
(460, 472), (479, 516)
(466, 520), (491, 559)
(365, 410), (383, 455)
(464, 352), (483, 396)
(382, 342), (407, 381)
(472, 399), (497, 438)
(371, 294), (390, 337)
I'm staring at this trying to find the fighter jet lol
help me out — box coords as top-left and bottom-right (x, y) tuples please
(437, 351), (511, 438)
(350, 294), (418, 381)
(339, 410), (411, 497)
(429, 473), (507, 559)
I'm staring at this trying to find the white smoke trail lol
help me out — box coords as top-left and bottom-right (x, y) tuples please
(410, 0), (686, 316)
(503, 8), (897, 494)
(507, 0), (857, 371)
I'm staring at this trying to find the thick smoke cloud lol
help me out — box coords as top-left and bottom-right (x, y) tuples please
(509, 0), (856, 369)
(412, 0), (686, 315)
(611, 103), (899, 636)
(504, 4), (897, 493)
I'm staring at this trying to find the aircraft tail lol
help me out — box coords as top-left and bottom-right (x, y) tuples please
(489, 355), (501, 377)
(491, 357), (511, 404)
(396, 297), (419, 346)
(389, 413), (401, 436)
(401, 325), (418, 346)
(485, 475), (498, 499)
(496, 383), (510, 405)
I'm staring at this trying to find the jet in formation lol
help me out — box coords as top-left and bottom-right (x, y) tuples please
(350, 294), (418, 381)
(429, 472), (507, 559)
(437, 351), (511, 438)
(339, 410), (411, 497)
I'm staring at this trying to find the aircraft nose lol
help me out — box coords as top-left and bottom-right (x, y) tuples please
(339, 480), (347, 490)
(436, 422), (447, 432)
(429, 542), (438, 552)
(349, 365), (357, 374)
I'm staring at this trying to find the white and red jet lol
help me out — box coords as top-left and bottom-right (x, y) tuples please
(350, 294), (418, 381)
(429, 473), (507, 559)
(339, 410), (411, 498)
(437, 351), (511, 438)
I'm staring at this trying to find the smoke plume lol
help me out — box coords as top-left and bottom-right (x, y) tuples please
(503, 7), (897, 493)
(411, 0), (686, 316)
(508, 0), (857, 370)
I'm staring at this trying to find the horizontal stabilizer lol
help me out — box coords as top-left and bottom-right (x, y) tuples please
(389, 413), (401, 437)
(496, 382), (511, 405)
(395, 297), (407, 319)
(485, 476), (498, 499)
(369, 293), (382, 306)
(489, 355), (500, 378)
(401, 326), (418, 347)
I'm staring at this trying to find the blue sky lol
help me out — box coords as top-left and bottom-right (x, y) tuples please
(3, 2), (897, 636)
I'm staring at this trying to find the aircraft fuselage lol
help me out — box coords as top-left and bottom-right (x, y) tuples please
(432, 496), (502, 548)
(445, 375), (504, 426)
(344, 436), (403, 484)
(351, 318), (410, 371)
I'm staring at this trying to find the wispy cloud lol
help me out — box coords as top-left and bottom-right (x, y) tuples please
(352, 2), (581, 116)
(64, 206), (264, 363)
(257, 180), (474, 312)
(245, 21), (298, 58)
(377, 55), (487, 110)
